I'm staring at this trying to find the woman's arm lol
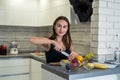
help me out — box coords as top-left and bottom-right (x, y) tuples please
(68, 45), (78, 61)
(29, 37), (62, 51)
(29, 37), (55, 51)
(29, 37), (54, 45)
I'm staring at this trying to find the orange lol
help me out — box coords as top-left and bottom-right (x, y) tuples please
(76, 55), (84, 62)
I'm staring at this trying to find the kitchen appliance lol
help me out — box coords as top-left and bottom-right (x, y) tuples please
(9, 41), (19, 54)
(0, 40), (7, 55)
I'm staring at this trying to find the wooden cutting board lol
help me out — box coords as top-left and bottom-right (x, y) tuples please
(49, 62), (61, 66)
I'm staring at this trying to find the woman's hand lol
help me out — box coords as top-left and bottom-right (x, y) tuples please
(68, 51), (78, 61)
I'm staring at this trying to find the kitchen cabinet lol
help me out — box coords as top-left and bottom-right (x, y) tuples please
(4, 0), (38, 26)
(0, 0), (70, 27)
(42, 63), (120, 80)
(30, 59), (43, 80)
(0, 58), (30, 80)
(0, 74), (29, 80)
(77, 74), (120, 80)
(38, 4), (70, 26)
(42, 68), (120, 80)
(41, 68), (66, 80)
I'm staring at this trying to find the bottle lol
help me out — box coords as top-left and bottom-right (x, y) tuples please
(0, 42), (1, 55)
(107, 44), (114, 61)
(0, 40), (3, 55)
(114, 48), (120, 64)
(0, 40), (7, 55)
(1, 45), (7, 55)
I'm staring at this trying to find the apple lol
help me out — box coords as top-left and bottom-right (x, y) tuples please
(70, 58), (80, 70)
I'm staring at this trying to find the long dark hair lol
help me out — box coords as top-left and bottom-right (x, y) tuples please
(49, 16), (72, 49)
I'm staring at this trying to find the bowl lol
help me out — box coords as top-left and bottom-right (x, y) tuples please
(60, 59), (80, 71)
(83, 62), (94, 70)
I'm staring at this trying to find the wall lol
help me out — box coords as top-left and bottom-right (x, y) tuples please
(71, 23), (90, 55)
(91, 0), (120, 62)
(0, 23), (90, 55)
(0, 26), (51, 53)
(47, 23), (91, 55)
(0, 0), (91, 55)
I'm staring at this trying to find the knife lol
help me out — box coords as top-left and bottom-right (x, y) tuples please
(61, 51), (69, 57)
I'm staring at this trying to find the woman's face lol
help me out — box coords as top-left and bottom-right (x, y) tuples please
(54, 20), (68, 37)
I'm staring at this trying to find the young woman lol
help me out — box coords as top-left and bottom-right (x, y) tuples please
(30, 16), (78, 63)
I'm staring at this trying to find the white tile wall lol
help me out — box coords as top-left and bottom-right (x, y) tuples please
(91, 0), (120, 62)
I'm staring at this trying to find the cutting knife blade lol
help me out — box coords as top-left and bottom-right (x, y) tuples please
(61, 51), (69, 57)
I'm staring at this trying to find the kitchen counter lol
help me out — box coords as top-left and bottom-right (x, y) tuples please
(0, 53), (46, 63)
(0, 53), (120, 80)
(42, 63), (120, 80)
(0, 54), (30, 58)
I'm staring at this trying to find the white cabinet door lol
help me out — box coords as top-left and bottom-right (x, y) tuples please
(0, 58), (30, 75)
(5, 0), (38, 26)
(0, 66), (29, 75)
(0, 58), (30, 80)
(30, 59), (43, 80)
(0, 58), (30, 67)
(41, 68), (67, 80)
(0, 0), (70, 26)
(38, 4), (70, 26)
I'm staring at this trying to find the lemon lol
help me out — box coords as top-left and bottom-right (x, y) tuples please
(76, 55), (84, 62)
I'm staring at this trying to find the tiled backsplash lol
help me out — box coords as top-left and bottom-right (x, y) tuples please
(0, 26), (51, 53)
(0, 23), (90, 55)
(70, 23), (90, 55)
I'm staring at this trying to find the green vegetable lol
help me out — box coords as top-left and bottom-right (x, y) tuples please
(84, 52), (94, 61)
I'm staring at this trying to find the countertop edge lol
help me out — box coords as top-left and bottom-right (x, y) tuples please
(41, 62), (120, 80)
(41, 64), (69, 79)
(1, 54), (120, 80)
